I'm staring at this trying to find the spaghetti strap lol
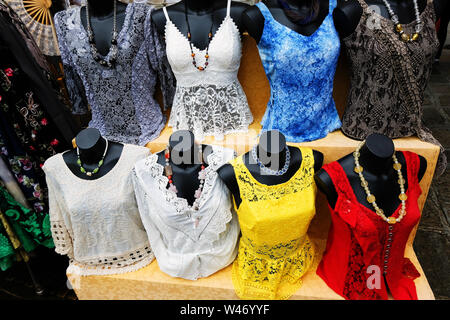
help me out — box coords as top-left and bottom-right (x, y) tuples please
(162, 6), (170, 22)
(227, 0), (231, 17)
(329, 0), (337, 12)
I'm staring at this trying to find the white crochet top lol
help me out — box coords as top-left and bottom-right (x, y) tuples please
(43, 144), (154, 276)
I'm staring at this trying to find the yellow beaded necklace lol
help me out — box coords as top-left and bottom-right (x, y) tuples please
(353, 141), (407, 225)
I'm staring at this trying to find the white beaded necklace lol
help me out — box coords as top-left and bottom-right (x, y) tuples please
(381, 0), (423, 42)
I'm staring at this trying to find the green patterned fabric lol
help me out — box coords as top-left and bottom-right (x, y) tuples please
(0, 186), (54, 271)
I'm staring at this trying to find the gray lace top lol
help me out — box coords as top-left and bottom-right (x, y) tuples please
(55, 2), (175, 146)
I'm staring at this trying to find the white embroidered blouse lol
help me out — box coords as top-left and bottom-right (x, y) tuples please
(132, 145), (240, 280)
(43, 144), (154, 276)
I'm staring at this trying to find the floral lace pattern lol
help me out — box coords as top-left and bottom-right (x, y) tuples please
(43, 144), (154, 276)
(132, 146), (240, 280)
(163, 1), (253, 141)
(232, 236), (315, 300)
(318, 152), (423, 300)
(168, 82), (253, 141)
(341, 0), (446, 176)
(342, 233), (381, 300)
(230, 147), (317, 300)
(55, 3), (174, 145)
(255, 1), (342, 143)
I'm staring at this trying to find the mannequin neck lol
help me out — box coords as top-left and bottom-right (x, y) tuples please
(358, 135), (395, 175)
(87, 0), (115, 18)
(256, 130), (288, 169)
(185, 0), (215, 13)
(78, 136), (107, 165)
(169, 131), (201, 168)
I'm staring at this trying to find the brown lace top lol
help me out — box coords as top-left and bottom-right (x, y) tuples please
(341, 0), (446, 176)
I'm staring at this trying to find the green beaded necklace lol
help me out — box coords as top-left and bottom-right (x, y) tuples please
(76, 139), (109, 177)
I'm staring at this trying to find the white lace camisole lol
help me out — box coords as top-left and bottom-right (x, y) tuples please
(163, 0), (253, 141)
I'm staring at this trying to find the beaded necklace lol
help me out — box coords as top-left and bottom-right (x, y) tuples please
(76, 139), (109, 177)
(86, 0), (119, 68)
(164, 147), (207, 212)
(353, 141), (407, 225)
(251, 145), (291, 176)
(184, 1), (214, 71)
(381, 0), (423, 42)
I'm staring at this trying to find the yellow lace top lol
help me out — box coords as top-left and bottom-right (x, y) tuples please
(230, 147), (317, 300)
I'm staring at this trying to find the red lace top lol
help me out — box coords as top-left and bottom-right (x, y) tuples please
(317, 151), (422, 300)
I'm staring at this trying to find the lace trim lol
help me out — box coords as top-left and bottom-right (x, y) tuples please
(342, 232), (381, 300)
(201, 205), (234, 244)
(233, 149), (314, 202)
(51, 220), (73, 257)
(67, 254), (154, 276)
(144, 146), (230, 214)
(66, 244), (154, 276)
(232, 236), (315, 300)
(133, 166), (236, 244)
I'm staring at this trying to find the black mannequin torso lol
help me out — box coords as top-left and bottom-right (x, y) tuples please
(243, 0), (331, 43)
(152, 0), (249, 50)
(63, 128), (124, 180)
(80, 0), (127, 56)
(314, 133), (427, 216)
(217, 130), (324, 208)
(333, 0), (444, 39)
(157, 130), (213, 206)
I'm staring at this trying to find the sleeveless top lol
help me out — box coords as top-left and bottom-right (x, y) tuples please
(317, 151), (423, 300)
(163, 0), (253, 141)
(132, 146), (240, 280)
(255, 1), (341, 143)
(341, 0), (446, 176)
(230, 147), (316, 300)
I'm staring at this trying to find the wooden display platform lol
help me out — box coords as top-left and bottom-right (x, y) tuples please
(67, 235), (434, 300)
(68, 36), (438, 300)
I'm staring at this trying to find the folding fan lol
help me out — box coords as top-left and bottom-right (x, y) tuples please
(5, 0), (60, 56)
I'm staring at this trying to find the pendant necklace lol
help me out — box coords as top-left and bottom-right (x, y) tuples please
(77, 138), (109, 177)
(86, 0), (119, 68)
(184, 1), (214, 71)
(353, 141), (407, 225)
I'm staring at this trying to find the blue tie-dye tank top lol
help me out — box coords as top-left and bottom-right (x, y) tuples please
(256, 0), (342, 142)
